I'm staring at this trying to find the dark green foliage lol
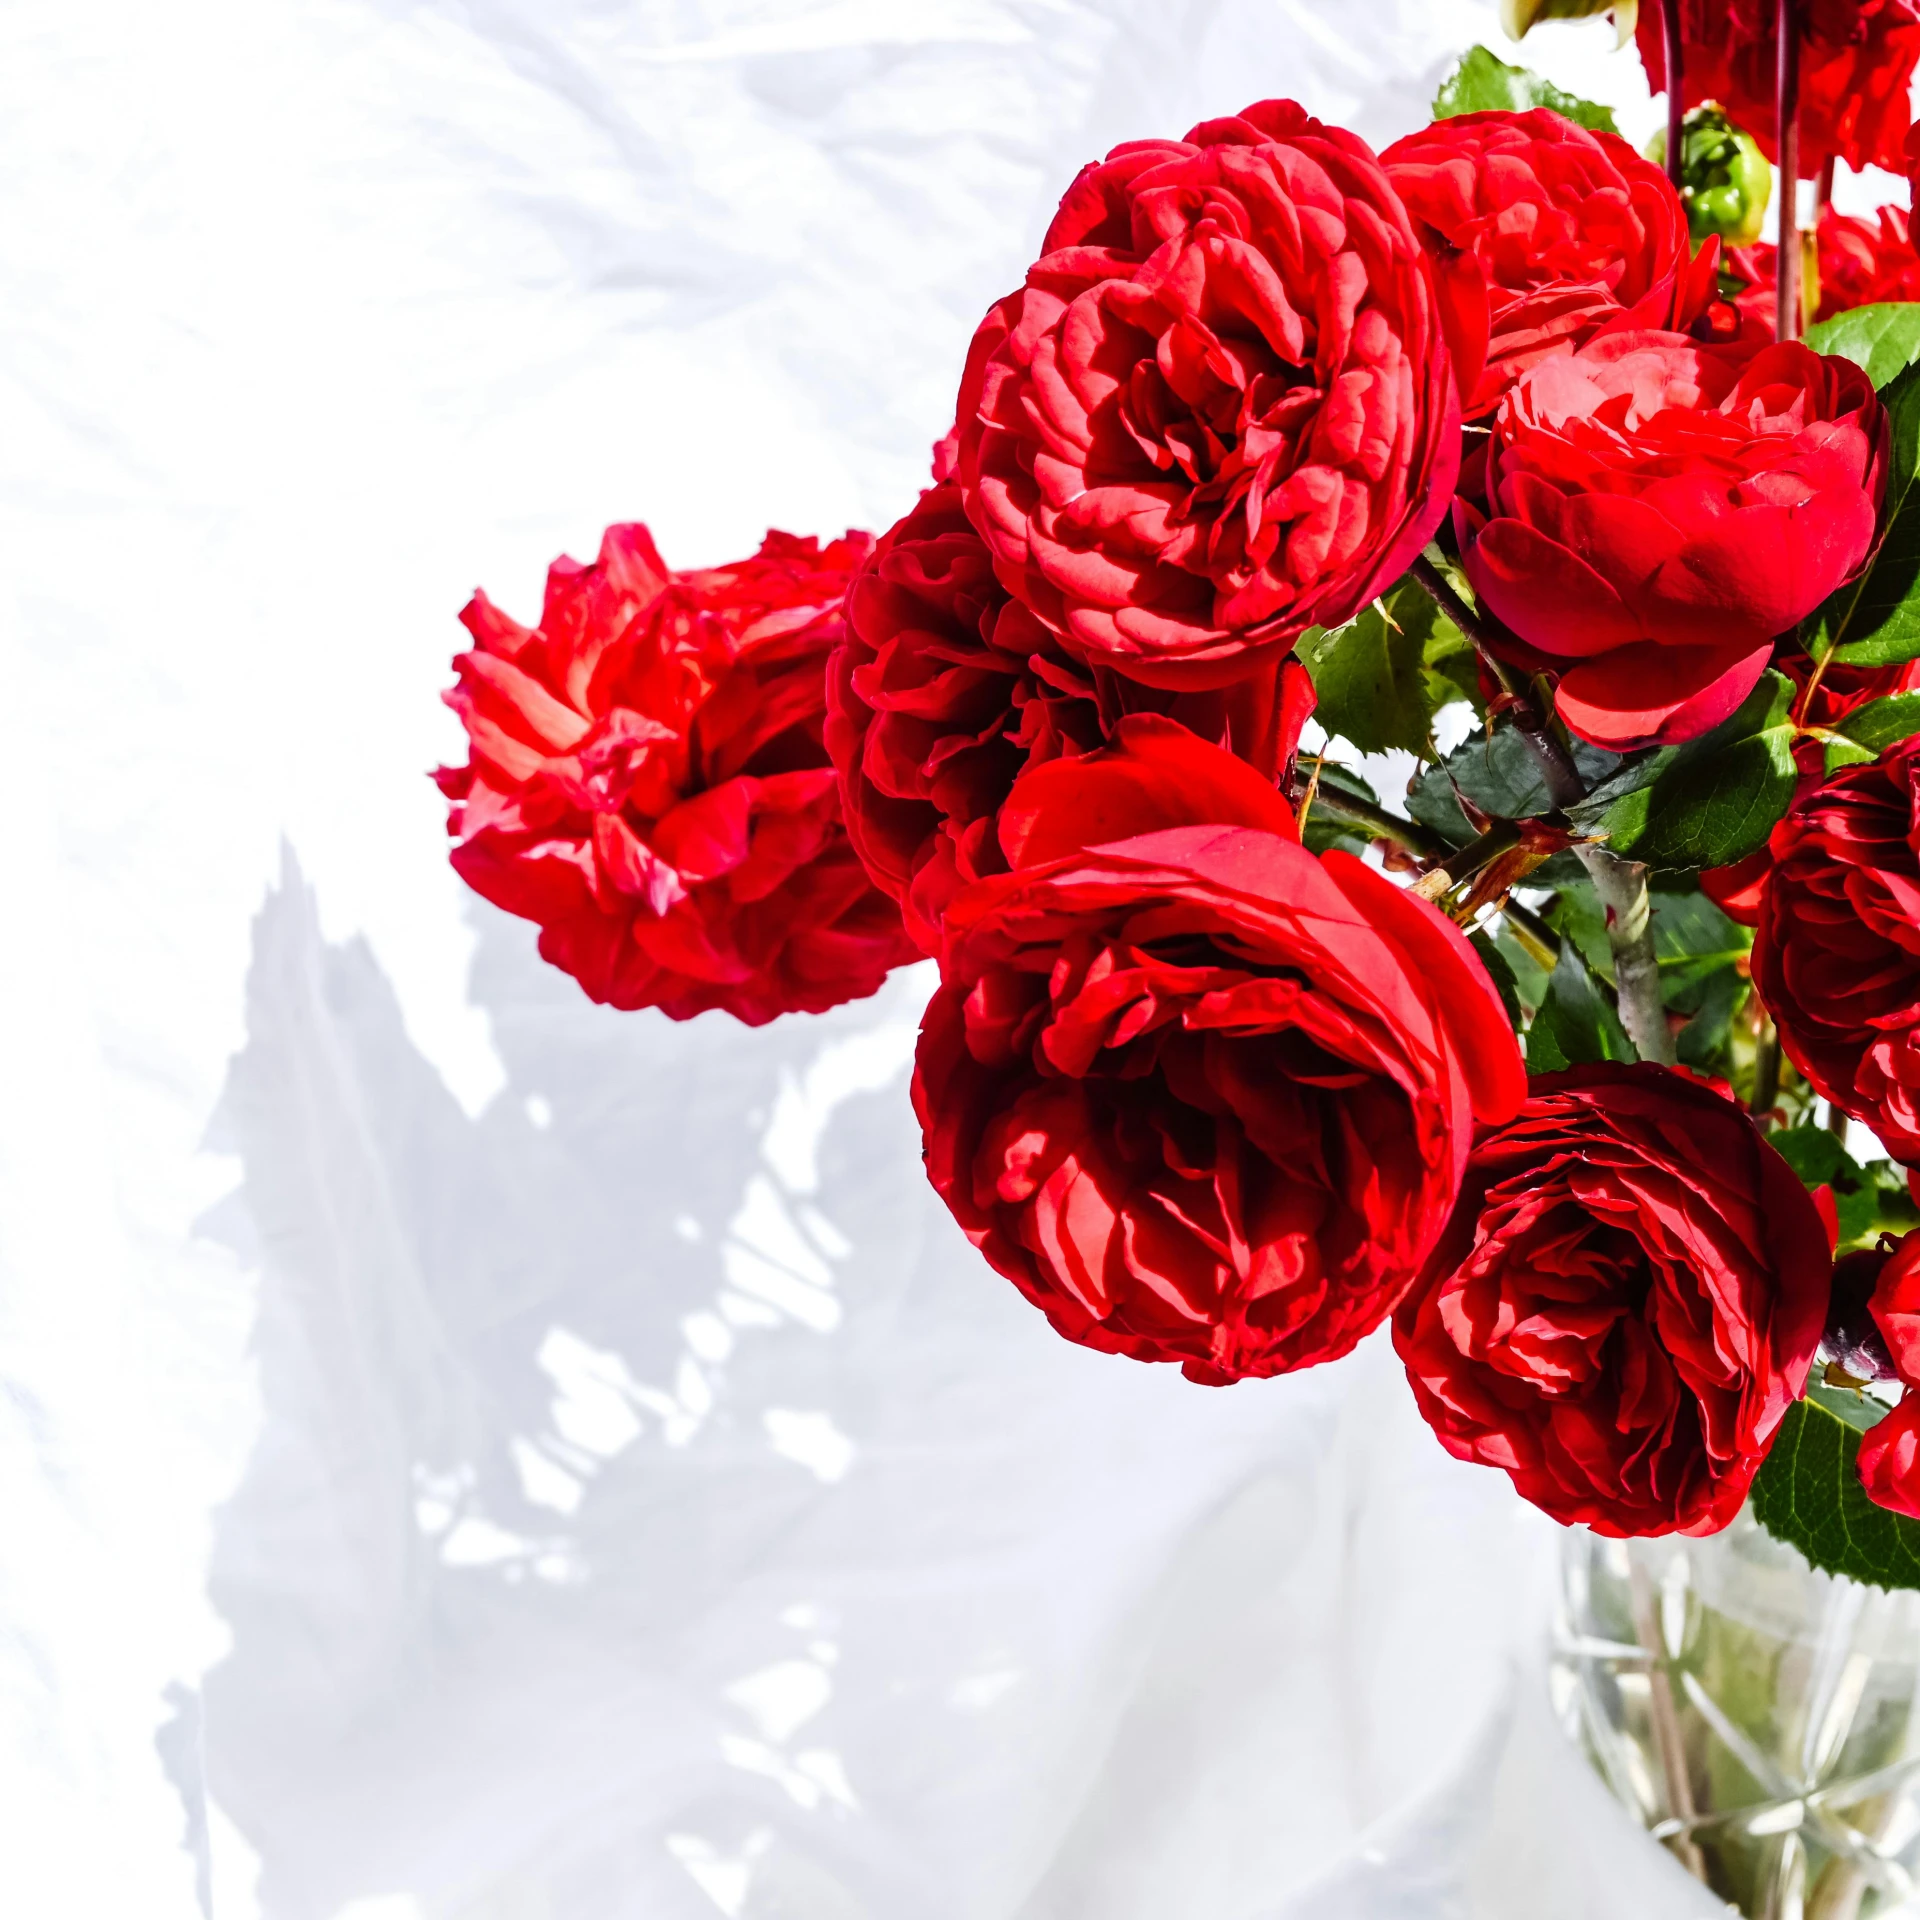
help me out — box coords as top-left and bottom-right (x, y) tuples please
(1590, 672), (1798, 870)
(1525, 942), (1633, 1074)
(1802, 360), (1920, 667)
(1751, 1391), (1920, 1592)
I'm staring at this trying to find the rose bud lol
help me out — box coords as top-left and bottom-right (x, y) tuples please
(1394, 1063), (1832, 1537)
(1647, 105), (1772, 249)
(1701, 654), (1920, 924)
(1753, 735), (1920, 1161)
(914, 715), (1525, 1385)
(1636, 0), (1920, 179)
(1456, 332), (1887, 749)
(826, 480), (1317, 956)
(1383, 110), (1718, 419)
(437, 524), (919, 1024)
(952, 99), (1460, 690)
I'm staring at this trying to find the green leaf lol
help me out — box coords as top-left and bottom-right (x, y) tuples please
(1421, 604), (1481, 714)
(1471, 932), (1524, 1034)
(1835, 689), (1920, 753)
(1432, 45), (1618, 132)
(1526, 943), (1634, 1074)
(1804, 303), (1920, 390)
(1564, 745), (1673, 824)
(1676, 964), (1746, 1075)
(1545, 884), (1613, 983)
(1646, 887), (1752, 1075)
(1651, 889), (1748, 986)
(1299, 762), (1376, 856)
(1807, 360), (1920, 667)
(1488, 920), (1553, 1016)
(1750, 1394), (1920, 1592)
(1769, 1124), (1880, 1247)
(1407, 723), (1621, 841)
(1599, 670), (1797, 869)
(1296, 585), (1443, 756)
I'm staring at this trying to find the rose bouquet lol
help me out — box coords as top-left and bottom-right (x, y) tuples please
(438, 8), (1920, 1910)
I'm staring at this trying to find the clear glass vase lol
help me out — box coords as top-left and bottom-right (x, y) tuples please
(1555, 1504), (1920, 1917)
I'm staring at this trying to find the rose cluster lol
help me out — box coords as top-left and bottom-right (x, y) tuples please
(436, 54), (1920, 1545)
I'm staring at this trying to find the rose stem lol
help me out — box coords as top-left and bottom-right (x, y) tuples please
(1753, 1009), (1783, 1121)
(1412, 817), (1524, 902)
(1627, 1558), (1708, 1882)
(1817, 153), (1835, 216)
(1777, 0), (1803, 342)
(1406, 556), (1588, 810)
(1661, 0), (1685, 193)
(1292, 780), (1452, 859)
(1500, 896), (1561, 965)
(1290, 768), (1564, 960)
(1576, 847), (1678, 1067)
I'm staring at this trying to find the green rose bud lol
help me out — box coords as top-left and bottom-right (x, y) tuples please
(1501, 0), (1637, 47)
(1646, 105), (1773, 248)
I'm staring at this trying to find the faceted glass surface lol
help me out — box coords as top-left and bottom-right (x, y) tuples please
(1556, 1505), (1920, 1917)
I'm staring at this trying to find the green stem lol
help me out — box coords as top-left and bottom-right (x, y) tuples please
(1297, 781), (1452, 860)
(1406, 556), (1588, 811)
(1577, 846), (1677, 1068)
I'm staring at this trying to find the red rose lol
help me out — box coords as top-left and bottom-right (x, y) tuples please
(1816, 1231), (1920, 1518)
(1394, 1063), (1832, 1536)
(951, 98), (1460, 689)
(1753, 735), (1920, 1160)
(826, 480), (1317, 954)
(1702, 653), (1920, 923)
(437, 524), (918, 1024)
(1723, 207), (1920, 336)
(1636, 0), (1920, 178)
(1457, 332), (1887, 749)
(1816, 207), (1920, 318)
(1382, 110), (1718, 420)
(913, 716), (1525, 1385)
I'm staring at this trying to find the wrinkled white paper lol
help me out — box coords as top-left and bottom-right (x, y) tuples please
(1, 3), (1862, 1914)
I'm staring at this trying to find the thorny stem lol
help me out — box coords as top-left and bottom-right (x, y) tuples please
(1661, 0), (1685, 193)
(1297, 777), (1564, 962)
(1577, 846), (1678, 1067)
(1406, 555), (1588, 811)
(1411, 817), (1524, 904)
(1777, 0), (1803, 343)
(1293, 779), (1452, 859)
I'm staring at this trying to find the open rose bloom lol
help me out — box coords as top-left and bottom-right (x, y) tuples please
(1755, 736), (1920, 1161)
(953, 100), (1460, 687)
(439, 525), (917, 1023)
(916, 720), (1524, 1384)
(1459, 334), (1886, 747)
(1395, 1065), (1830, 1536)
(1384, 110), (1718, 417)
(827, 480), (1315, 953)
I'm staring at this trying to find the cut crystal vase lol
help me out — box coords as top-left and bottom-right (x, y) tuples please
(1556, 1505), (1920, 1917)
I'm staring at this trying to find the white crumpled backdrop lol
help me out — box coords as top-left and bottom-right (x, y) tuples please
(5, 5), (1895, 1916)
